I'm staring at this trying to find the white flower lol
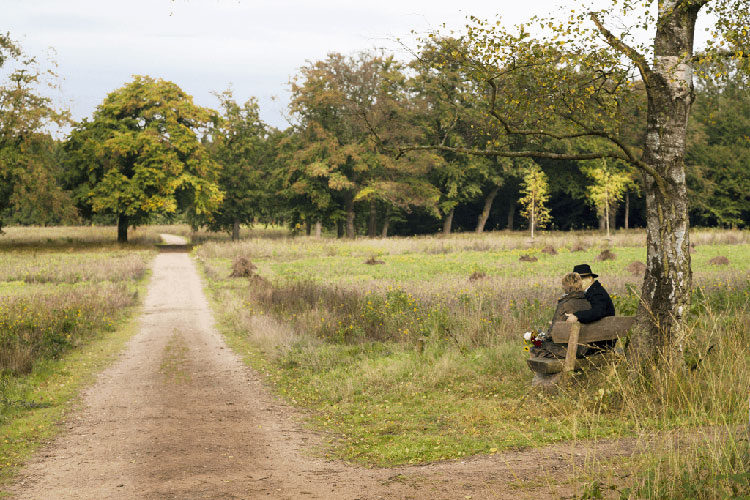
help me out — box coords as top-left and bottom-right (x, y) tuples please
(523, 331), (532, 341)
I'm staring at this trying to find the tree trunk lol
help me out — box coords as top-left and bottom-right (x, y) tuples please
(314, 220), (322, 238)
(443, 207), (454, 236)
(605, 201), (611, 240)
(305, 220), (312, 236)
(630, 1), (698, 361)
(232, 219), (240, 241)
(345, 194), (355, 239)
(507, 199), (515, 230)
(624, 190), (630, 230)
(336, 220), (344, 239)
(117, 214), (128, 243)
(368, 200), (377, 238)
(476, 186), (499, 234)
(598, 214), (606, 232)
(381, 216), (390, 238)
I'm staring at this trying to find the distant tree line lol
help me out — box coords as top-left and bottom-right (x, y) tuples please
(0, 33), (747, 240)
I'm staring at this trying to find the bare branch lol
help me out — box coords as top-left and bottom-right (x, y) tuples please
(589, 12), (652, 81)
(397, 144), (623, 161)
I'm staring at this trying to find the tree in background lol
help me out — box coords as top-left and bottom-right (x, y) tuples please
(207, 90), (274, 240)
(64, 76), (223, 242)
(583, 158), (632, 239)
(289, 51), (437, 238)
(687, 63), (750, 227)
(0, 34), (73, 230)
(518, 163), (551, 240)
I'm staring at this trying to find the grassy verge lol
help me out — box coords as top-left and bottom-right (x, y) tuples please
(199, 231), (749, 498)
(0, 309), (144, 487)
(0, 240), (153, 489)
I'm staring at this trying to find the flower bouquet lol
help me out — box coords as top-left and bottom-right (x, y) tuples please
(522, 330), (548, 351)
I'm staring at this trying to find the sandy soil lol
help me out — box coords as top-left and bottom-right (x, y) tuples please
(7, 251), (635, 500)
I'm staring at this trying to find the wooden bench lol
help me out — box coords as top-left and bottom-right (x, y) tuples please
(527, 316), (635, 384)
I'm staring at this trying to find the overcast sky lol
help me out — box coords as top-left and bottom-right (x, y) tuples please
(6, 0), (590, 129)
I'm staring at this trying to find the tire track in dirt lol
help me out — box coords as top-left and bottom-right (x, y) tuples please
(7, 251), (634, 499)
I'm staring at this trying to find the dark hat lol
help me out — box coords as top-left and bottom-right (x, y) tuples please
(572, 264), (598, 278)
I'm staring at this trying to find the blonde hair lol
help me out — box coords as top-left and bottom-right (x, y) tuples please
(562, 272), (583, 294)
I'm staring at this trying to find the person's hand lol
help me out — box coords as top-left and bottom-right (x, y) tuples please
(565, 313), (579, 323)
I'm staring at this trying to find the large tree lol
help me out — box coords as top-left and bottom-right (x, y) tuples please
(65, 76), (223, 242)
(400, 1), (750, 359)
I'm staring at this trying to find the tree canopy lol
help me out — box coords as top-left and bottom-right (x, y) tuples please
(65, 76), (223, 242)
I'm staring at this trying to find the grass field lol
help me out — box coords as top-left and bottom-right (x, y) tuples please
(199, 228), (750, 498)
(0, 225), (747, 498)
(0, 233), (153, 484)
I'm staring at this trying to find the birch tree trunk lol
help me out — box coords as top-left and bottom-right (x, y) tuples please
(624, 190), (630, 230)
(630, 0), (697, 361)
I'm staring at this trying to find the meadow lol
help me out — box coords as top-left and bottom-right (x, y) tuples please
(0, 230), (153, 483)
(199, 228), (750, 498)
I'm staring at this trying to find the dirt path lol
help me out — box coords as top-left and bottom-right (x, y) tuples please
(7, 252), (634, 499)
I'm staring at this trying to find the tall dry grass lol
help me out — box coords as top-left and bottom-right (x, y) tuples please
(0, 284), (136, 374)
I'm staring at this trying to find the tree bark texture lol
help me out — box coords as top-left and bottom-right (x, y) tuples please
(476, 186), (499, 234)
(443, 207), (454, 236)
(117, 214), (128, 243)
(631, 1), (697, 360)
(314, 220), (322, 238)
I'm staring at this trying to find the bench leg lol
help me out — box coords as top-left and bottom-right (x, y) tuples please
(561, 323), (580, 382)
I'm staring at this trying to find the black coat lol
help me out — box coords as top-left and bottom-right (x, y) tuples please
(574, 281), (615, 324)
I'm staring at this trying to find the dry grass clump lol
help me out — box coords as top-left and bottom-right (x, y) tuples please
(626, 261), (647, 276)
(541, 245), (557, 255)
(468, 271), (487, 281)
(230, 256), (258, 277)
(364, 256), (385, 265)
(709, 255), (730, 266)
(519, 254), (538, 262)
(596, 249), (617, 261)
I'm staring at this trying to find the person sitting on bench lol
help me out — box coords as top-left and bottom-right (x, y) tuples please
(564, 263), (616, 353)
(531, 271), (591, 359)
